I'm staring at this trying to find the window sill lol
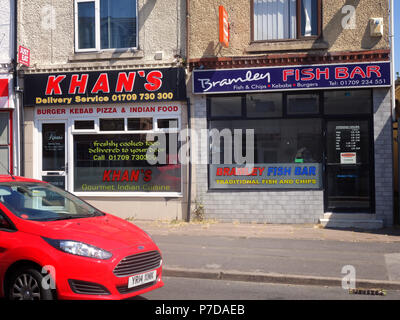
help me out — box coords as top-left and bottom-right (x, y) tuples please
(69, 49), (145, 62)
(246, 39), (329, 53)
(75, 192), (183, 198)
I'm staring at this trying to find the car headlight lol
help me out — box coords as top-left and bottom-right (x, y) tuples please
(43, 238), (112, 260)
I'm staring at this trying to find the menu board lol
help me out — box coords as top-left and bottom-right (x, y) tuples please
(42, 123), (65, 171)
(335, 125), (361, 164)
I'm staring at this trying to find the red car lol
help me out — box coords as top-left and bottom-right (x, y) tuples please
(0, 175), (164, 300)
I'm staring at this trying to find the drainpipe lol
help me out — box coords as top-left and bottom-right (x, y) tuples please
(12, 0), (23, 176)
(389, 0), (399, 226)
(390, 0), (395, 121)
(185, 0), (192, 222)
(13, 0), (24, 177)
(186, 0), (189, 61)
(186, 97), (192, 222)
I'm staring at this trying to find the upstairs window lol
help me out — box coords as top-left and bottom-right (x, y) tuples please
(253, 0), (320, 41)
(75, 0), (138, 52)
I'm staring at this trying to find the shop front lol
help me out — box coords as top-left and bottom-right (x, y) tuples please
(192, 61), (393, 228)
(23, 67), (188, 220)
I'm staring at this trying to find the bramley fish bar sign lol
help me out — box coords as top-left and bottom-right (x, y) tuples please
(192, 61), (391, 94)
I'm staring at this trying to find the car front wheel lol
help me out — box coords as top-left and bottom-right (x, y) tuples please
(7, 268), (55, 300)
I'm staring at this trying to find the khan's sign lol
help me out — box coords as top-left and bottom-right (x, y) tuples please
(193, 61), (391, 94)
(24, 68), (187, 106)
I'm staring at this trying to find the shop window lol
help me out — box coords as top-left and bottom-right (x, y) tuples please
(157, 118), (179, 129)
(324, 90), (372, 115)
(75, 0), (137, 52)
(73, 134), (181, 193)
(127, 118), (153, 131)
(210, 119), (322, 165)
(287, 93), (320, 115)
(209, 96), (242, 118)
(74, 120), (95, 130)
(0, 113), (11, 175)
(253, 0), (320, 41)
(99, 118), (124, 131)
(246, 93), (282, 118)
(208, 94), (323, 190)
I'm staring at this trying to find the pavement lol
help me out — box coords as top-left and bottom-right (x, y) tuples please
(133, 220), (400, 290)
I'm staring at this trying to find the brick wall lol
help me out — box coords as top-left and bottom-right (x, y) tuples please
(373, 88), (394, 227)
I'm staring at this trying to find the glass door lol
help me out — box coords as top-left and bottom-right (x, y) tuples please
(40, 122), (68, 190)
(325, 120), (374, 212)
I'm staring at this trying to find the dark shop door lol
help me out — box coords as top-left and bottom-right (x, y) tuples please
(40, 122), (68, 190)
(325, 120), (374, 213)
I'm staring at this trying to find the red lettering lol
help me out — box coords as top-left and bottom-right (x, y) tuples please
(103, 170), (112, 182)
(69, 74), (88, 94)
(301, 69), (315, 81)
(130, 170), (140, 182)
(96, 107), (117, 113)
(37, 108), (66, 115)
(335, 67), (349, 79)
(367, 65), (381, 78)
(295, 69), (300, 81)
(91, 73), (110, 94)
(316, 68), (329, 80)
(144, 71), (163, 92)
(350, 66), (366, 79)
(144, 170), (152, 182)
(45, 75), (66, 95)
(121, 170), (130, 182)
(70, 108), (93, 114)
(283, 69), (294, 82)
(112, 170), (121, 182)
(216, 168), (223, 176)
(116, 72), (136, 93)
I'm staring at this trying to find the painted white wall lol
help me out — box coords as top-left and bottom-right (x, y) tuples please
(0, 0), (14, 64)
(18, 0), (186, 69)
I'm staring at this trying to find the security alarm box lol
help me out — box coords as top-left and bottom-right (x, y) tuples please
(370, 18), (383, 37)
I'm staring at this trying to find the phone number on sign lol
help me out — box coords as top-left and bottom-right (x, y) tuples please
(111, 92), (174, 102)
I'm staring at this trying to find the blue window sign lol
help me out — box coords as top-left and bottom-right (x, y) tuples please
(193, 61), (391, 94)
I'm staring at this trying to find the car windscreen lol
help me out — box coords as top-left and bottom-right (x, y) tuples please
(0, 182), (104, 221)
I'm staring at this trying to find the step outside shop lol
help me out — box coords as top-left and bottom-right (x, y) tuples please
(187, 0), (394, 229)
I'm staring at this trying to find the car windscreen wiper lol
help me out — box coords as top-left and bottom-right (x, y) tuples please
(43, 215), (94, 222)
